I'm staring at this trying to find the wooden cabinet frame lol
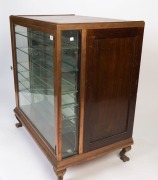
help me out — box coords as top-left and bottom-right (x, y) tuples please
(10, 15), (144, 180)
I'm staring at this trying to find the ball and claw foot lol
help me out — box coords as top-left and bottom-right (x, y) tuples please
(15, 115), (22, 128)
(120, 146), (131, 162)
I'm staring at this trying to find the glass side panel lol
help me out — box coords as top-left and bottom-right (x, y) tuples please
(15, 25), (55, 149)
(61, 30), (81, 158)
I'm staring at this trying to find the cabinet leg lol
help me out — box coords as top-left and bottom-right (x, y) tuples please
(53, 167), (66, 180)
(15, 115), (22, 128)
(119, 146), (131, 162)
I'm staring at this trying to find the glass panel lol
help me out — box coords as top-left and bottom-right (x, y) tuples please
(61, 30), (81, 158)
(15, 25), (55, 149)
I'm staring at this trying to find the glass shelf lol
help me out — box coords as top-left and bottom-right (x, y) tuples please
(15, 32), (53, 48)
(17, 64), (53, 90)
(63, 119), (76, 134)
(62, 72), (77, 88)
(62, 104), (78, 120)
(17, 62), (78, 95)
(18, 80), (30, 92)
(15, 26), (51, 40)
(62, 137), (77, 158)
(16, 46), (53, 57)
(19, 83), (78, 109)
(15, 25), (55, 150)
(18, 70), (29, 81)
(62, 93), (77, 108)
(19, 84), (78, 120)
(61, 30), (80, 158)
(19, 81), (78, 121)
(62, 53), (78, 68)
(62, 43), (79, 50)
(16, 31), (79, 50)
(19, 87), (54, 111)
(19, 87), (54, 114)
(16, 47), (78, 73)
(18, 75), (54, 95)
(62, 121), (78, 158)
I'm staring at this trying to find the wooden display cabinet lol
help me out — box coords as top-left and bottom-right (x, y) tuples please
(10, 15), (144, 180)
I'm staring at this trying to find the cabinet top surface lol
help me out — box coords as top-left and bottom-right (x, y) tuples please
(15, 15), (140, 24)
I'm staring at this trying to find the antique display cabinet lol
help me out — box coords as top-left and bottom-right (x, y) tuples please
(10, 15), (144, 180)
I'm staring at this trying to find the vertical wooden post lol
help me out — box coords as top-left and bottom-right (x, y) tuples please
(79, 29), (87, 154)
(54, 30), (62, 161)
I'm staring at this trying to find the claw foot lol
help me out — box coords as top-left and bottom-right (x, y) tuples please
(15, 115), (22, 128)
(120, 146), (131, 162)
(15, 122), (22, 128)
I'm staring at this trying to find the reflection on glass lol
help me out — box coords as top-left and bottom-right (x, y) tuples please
(15, 25), (55, 149)
(61, 30), (81, 158)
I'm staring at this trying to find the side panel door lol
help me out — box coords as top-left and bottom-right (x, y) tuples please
(83, 28), (144, 152)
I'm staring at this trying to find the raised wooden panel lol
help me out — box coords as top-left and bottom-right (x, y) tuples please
(83, 28), (142, 152)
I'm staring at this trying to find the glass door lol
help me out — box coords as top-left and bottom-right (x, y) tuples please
(14, 25), (55, 149)
(61, 30), (81, 158)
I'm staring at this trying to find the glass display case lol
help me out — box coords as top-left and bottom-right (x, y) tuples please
(14, 25), (80, 158)
(10, 15), (144, 180)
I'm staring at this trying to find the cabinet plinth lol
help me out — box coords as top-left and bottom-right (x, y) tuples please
(10, 14), (144, 180)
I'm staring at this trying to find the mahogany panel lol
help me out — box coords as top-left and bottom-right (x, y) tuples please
(83, 28), (143, 152)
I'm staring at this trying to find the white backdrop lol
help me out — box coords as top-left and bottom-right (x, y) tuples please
(0, 0), (158, 180)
